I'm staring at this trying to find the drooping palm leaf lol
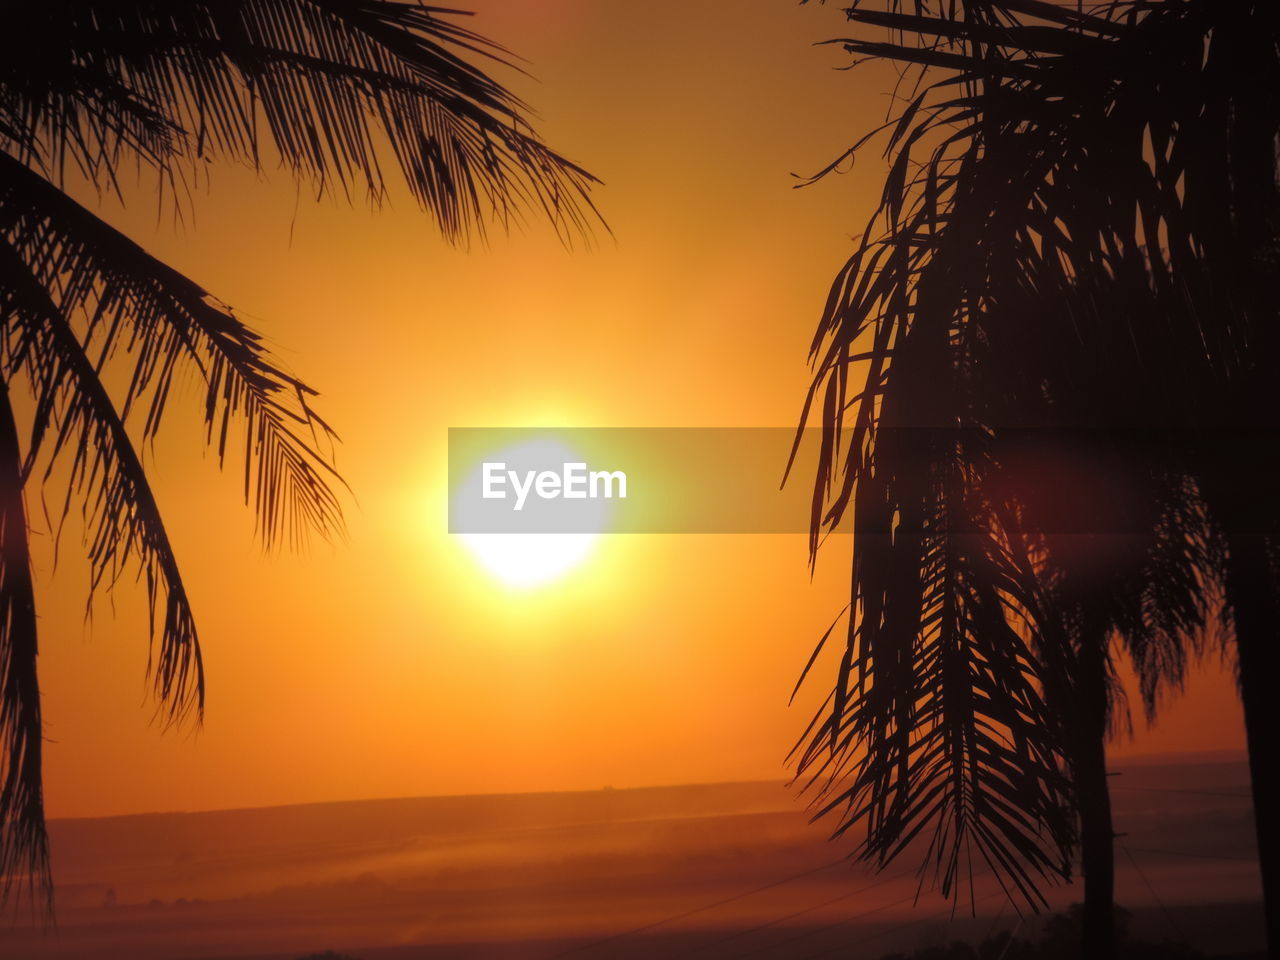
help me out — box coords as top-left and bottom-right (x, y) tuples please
(791, 0), (1256, 913)
(0, 0), (603, 911)
(0, 0), (602, 243)
(0, 153), (345, 551)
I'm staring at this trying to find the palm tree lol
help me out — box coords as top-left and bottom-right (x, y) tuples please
(0, 0), (599, 914)
(975, 285), (1222, 960)
(791, 0), (1275, 955)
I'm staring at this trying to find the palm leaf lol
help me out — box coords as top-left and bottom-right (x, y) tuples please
(791, 0), (1244, 910)
(0, 0), (606, 915)
(0, 0), (602, 243)
(0, 236), (204, 724)
(0, 152), (344, 551)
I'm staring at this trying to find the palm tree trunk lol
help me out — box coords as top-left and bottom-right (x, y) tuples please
(1075, 726), (1116, 960)
(1224, 533), (1280, 958)
(0, 379), (52, 908)
(1069, 636), (1116, 960)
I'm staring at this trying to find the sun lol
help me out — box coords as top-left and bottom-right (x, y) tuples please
(451, 436), (609, 590)
(458, 533), (599, 589)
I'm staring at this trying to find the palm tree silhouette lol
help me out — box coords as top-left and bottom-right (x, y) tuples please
(976, 295), (1221, 960)
(0, 0), (599, 914)
(792, 2), (1276, 957)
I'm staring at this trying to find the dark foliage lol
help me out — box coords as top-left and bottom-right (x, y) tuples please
(0, 0), (600, 915)
(793, 0), (1276, 922)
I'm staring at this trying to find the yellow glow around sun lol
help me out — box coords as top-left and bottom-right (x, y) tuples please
(459, 533), (599, 589)
(450, 433), (609, 590)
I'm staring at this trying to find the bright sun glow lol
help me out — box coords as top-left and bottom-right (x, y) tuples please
(459, 533), (599, 589)
(453, 437), (609, 589)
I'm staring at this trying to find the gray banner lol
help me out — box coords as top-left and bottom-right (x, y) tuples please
(448, 427), (815, 533)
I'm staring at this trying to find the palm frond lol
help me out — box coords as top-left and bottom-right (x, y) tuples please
(792, 0), (1262, 910)
(0, 152), (344, 552)
(0, 0), (606, 917)
(793, 476), (1077, 907)
(0, 236), (204, 725)
(0, 0), (602, 243)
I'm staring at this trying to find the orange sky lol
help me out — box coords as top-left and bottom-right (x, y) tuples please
(33, 0), (1245, 820)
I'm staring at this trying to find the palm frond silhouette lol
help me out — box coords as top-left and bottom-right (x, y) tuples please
(0, 0), (600, 914)
(794, 1), (1276, 956)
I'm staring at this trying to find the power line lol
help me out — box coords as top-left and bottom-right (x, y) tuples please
(768, 845), (1240, 960)
(776, 841), (1242, 960)
(726, 845), (1242, 960)
(728, 890), (924, 960)
(679, 869), (918, 957)
(1122, 844), (1257, 864)
(994, 917), (1025, 960)
(1110, 783), (1251, 800)
(548, 839), (1235, 960)
(789, 888), (1008, 960)
(722, 859), (1015, 960)
(1121, 842), (1188, 944)
(543, 857), (850, 959)
(982, 895), (1008, 942)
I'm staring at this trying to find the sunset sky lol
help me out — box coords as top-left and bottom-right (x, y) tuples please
(33, 0), (1245, 820)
